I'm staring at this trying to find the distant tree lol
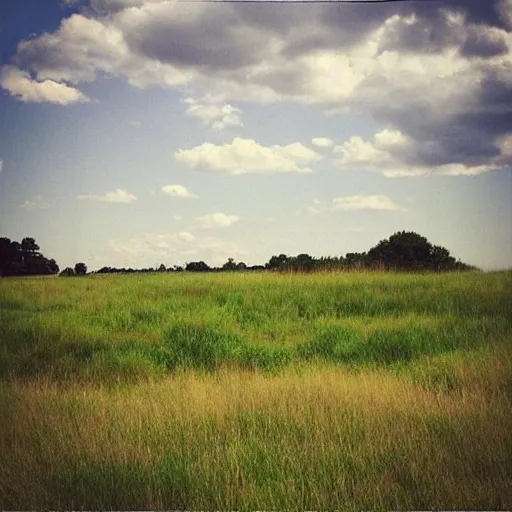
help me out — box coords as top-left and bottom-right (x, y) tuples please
(429, 245), (456, 271)
(222, 258), (237, 271)
(266, 254), (289, 270)
(344, 252), (367, 269)
(248, 265), (265, 271)
(366, 231), (469, 271)
(318, 256), (344, 271)
(0, 238), (21, 276)
(60, 267), (75, 277)
(236, 261), (247, 271)
(46, 259), (60, 275)
(44, 258), (59, 274)
(21, 237), (40, 253)
(158, 263), (167, 272)
(74, 262), (87, 275)
(0, 237), (59, 276)
(185, 261), (210, 272)
(295, 253), (315, 272)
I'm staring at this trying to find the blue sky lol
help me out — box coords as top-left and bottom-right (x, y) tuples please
(0, 0), (511, 270)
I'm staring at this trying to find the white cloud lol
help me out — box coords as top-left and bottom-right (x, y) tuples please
(175, 137), (320, 175)
(303, 194), (406, 214)
(184, 98), (243, 130)
(77, 188), (137, 203)
(10, 11), (194, 90)
(129, 120), (142, 128)
(331, 194), (406, 212)
(20, 196), (53, 210)
(109, 231), (195, 263)
(108, 230), (248, 267)
(334, 129), (502, 177)
(196, 212), (240, 228)
(334, 129), (406, 164)
(0, 65), (89, 105)
(311, 137), (333, 148)
(161, 184), (197, 198)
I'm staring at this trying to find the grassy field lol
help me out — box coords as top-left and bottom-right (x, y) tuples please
(0, 270), (511, 509)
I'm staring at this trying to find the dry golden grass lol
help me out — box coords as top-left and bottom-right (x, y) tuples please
(1, 351), (511, 509)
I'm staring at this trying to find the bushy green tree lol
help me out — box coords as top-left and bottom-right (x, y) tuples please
(74, 262), (87, 276)
(0, 237), (59, 276)
(366, 231), (466, 271)
(185, 261), (210, 272)
(222, 258), (237, 271)
(266, 254), (289, 270)
(60, 267), (75, 277)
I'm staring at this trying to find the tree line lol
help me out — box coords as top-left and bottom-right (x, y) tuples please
(0, 231), (476, 278)
(95, 231), (476, 274)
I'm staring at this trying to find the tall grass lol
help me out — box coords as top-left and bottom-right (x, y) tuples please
(0, 270), (511, 508)
(1, 271), (510, 380)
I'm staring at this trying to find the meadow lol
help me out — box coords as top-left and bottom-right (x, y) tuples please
(0, 270), (511, 509)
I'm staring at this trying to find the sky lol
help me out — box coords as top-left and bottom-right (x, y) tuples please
(0, 0), (511, 271)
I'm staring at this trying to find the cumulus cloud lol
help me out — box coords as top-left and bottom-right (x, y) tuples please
(8, 11), (193, 91)
(0, 65), (89, 105)
(196, 212), (240, 229)
(330, 195), (407, 212)
(161, 184), (197, 198)
(302, 194), (406, 214)
(334, 129), (503, 177)
(460, 25), (510, 58)
(176, 137), (320, 175)
(311, 137), (333, 148)
(77, 188), (137, 203)
(184, 98), (243, 130)
(20, 196), (53, 210)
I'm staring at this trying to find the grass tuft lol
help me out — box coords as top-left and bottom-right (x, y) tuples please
(162, 322), (245, 370)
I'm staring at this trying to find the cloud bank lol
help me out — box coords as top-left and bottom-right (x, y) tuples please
(1, 0), (510, 175)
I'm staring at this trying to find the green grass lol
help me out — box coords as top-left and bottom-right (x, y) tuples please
(0, 270), (511, 508)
